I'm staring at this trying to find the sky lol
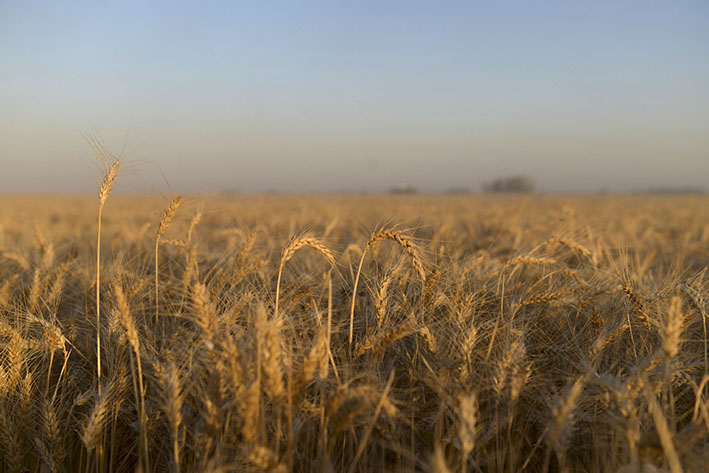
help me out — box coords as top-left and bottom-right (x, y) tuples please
(1, 0), (707, 193)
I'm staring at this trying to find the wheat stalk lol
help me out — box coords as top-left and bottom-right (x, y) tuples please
(88, 134), (122, 398)
(114, 282), (147, 470)
(187, 211), (202, 243)
(648, 394), (684, 473)
(681, 282), (708, 371)
(158, 360), (184, 473)
(458, 391), (478, 473)
(662, 295), (685, 360)
(95, 156), (118, 391)
(40, 400), (62, 472)
(295, 327), (328, 394)
(192, 281), (218, 349)
(431, 444), (453, 473)
(349, 228), (426, 344)
(155, 196), (183, 323)
(374, 272), (394, 328)
(662, 295), (686, 430)
(274, 234), (334, 319)
(248, 445), (286, 473)
(0, 406), (22, 473)
(503, 255), (557, 270)
(347, 370), (395, 473)
(354, 321), (417, 358)
(546, 375), (587, 472)
(242, 381), (261, 444)
(262, 318), (286, 403)
(80, 385), (112, 451)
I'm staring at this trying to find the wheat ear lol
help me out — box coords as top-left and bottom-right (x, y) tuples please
(458, 391), (478, 473)
(158, 361), (184, 473)
(546, 375), (587, 472)
(80, 384), (112, 451)
(155, 196), (182, 323)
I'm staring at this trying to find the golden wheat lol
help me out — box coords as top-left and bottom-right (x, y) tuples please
(0, 189), (706, 472)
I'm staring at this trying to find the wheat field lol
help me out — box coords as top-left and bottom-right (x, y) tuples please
(0, 188), (707, 472)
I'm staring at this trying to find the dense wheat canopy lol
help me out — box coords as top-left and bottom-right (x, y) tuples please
(0, 193), (707, 472)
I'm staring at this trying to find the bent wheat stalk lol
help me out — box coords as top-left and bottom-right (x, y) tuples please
(274, 234), (335, 319)
(349, 228), (426, 344)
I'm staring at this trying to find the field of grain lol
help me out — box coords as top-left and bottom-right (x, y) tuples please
(0, 190), (707, 472)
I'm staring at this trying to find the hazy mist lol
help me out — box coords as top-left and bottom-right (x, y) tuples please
(1, 0), (707, 193)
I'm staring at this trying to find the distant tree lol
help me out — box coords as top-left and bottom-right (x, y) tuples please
(483, 176), (534, 193)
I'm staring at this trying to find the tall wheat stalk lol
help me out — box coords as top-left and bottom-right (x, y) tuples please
(87, 135), (121, 395)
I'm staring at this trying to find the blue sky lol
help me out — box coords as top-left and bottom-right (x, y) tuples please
(1, 0), (707, 192)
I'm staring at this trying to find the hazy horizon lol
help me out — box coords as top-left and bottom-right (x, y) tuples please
(1, 0), (707, 194)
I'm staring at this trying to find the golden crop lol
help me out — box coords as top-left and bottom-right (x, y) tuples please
(0, 192), (707, 472)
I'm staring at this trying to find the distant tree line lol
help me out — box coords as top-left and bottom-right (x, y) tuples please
(483, 176), (534, 193)
(384, 177), (536, 194)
